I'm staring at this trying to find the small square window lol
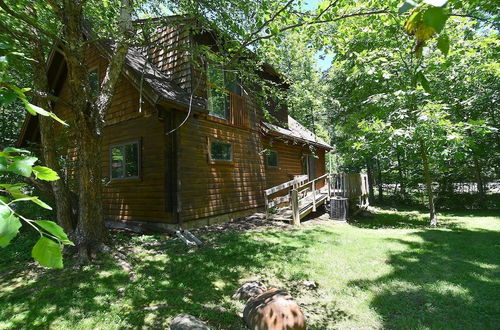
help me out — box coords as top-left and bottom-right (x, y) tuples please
(210, 141), (232, 161)
(110, 141), (140, 179)
(89, 68), (99, 99)
(266, 150), (278, 168)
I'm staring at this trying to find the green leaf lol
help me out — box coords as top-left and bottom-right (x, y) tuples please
(0, 205), (21, 248)
(32, 166), (60, 181)
(423, 7), (449, 33)
(25, 103), (51, 116)
(0, 90), (17, 106)
(32, 236), (63, 269)
(32, 197), (53, 210)
(7, 160), (32, 177)
(423, 0), (448, 6)
(437, 34), (450, 56)
(3, 147), (30, 154)
(417, 72), (432, 93)
(34, 220), (74, 245)
(48, 112), (69, 126)
(0, 156), (7, 171)
(6, 156), (37, 177)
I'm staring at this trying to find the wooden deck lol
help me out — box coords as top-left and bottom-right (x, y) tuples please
(264, 173), (369, 225)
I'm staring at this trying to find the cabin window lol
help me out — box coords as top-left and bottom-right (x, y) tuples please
(110, 141), (140, 179)
(89, 67), (99, 99)
(210, 140), (232, 162)
(207, 64), (241, 120)
(266, 150), (278, 168)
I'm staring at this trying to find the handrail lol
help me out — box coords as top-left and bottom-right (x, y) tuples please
(265, 175), (308, 196)
(295, 173), (329, 192)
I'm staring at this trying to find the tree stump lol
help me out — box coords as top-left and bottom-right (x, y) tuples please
(243, 289), (306, 330)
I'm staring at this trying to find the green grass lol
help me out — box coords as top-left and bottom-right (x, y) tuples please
(1, 208), (499, 329)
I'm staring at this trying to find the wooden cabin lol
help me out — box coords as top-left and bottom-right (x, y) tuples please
(18, 17), (332, 230)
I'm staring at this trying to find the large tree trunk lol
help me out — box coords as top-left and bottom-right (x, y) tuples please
(376, 157), (383, 202)
(29, 14), (75, 234)
(366, 158), (375, 203)
(396, 148), (406, 197)
(419, 139), (437, 226)
(59, 0), (132, 258)
(472, 156), (485, 197)
(61, 1), (108, 257)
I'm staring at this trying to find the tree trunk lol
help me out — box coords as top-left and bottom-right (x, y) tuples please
(29, 14), (75, 234)
(366, 158), (375, 203)
(396, 149), (406, 197)
(472, 156), (485, 197)
(376, 157), (383, 202)
(61, 1), (108, 257)
(59, 0), (132, 258)
(419, 139), (437, 226)
(73, 119), (107, 254)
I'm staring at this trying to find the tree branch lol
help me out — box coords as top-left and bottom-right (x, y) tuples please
(250, 9), (391, 45)
(95, 0), (133, 129)
(0, 0), (61, 42)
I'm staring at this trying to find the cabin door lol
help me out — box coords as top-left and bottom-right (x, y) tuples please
(302, 155), (316, 181)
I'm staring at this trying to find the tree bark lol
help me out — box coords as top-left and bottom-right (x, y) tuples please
(29, 11), (75, 234)
(396, 148), (406, 197)
(366, 158), (375, 203)
(59, 0), (133, 258)
(419, 139), (437, 226)
(61, 1), (108, 256)
(376, 157), (383, 202)
(472, 156), (485, 197)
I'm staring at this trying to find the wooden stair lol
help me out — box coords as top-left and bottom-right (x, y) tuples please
(264, 173), (369, 225)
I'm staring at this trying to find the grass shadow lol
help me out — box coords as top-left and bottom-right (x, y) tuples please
(348, 226), (500, 329)
(0, 225), (338, 329)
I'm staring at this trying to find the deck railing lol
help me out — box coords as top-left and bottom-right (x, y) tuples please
(264, 173), (370, 226)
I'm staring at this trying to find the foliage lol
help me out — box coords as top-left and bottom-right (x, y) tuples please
(1, 46), (72, 268)
(0, 147), (74, 268)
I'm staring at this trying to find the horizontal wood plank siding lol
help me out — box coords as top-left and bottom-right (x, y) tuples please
(177, 115), (266, 221)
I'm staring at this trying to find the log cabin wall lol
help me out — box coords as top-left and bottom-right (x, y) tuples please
(263, 138), (326, 191)
(51, 45), (173, 224)
(45, 28), (328, 227)
(177, 100), (267, 222)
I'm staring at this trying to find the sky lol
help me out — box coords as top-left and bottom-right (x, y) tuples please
(302, 0), (334, 71)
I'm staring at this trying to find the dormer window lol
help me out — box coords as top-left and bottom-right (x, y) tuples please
(207, 63), (241, 120)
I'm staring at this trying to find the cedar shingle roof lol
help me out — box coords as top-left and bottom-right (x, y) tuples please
(262, 116), (332, 150)
(123, 47), (205, 110)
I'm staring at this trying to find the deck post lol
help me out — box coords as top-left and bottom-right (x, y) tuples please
(311, 180), (316, 212)
(264, 195), (269, 220)
(291, 189), (300, 226)
(327, 175), (331, 201)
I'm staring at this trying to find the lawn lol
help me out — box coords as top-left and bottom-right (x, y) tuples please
(0, 207), (499, 329)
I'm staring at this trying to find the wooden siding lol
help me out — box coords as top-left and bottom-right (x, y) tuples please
(43, 38), (328, 227)
(146, 24), (192, 91)
(101, 116), (171, 223)
(263, 138), (326, 190)
(177, 115), (266, 221)
(51, 44), (172, 223)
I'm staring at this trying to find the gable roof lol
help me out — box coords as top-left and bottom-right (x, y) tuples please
(262, 116), (332, 150)
(18, 18), (330, 151)
(121, 46), (205, 110)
